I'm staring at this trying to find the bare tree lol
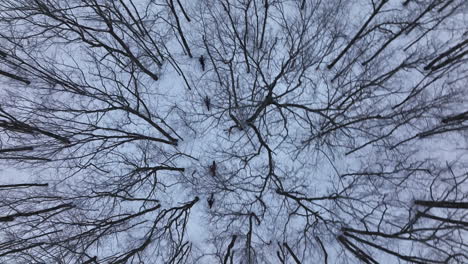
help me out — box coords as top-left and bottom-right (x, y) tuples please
(0, 0), (467, 263)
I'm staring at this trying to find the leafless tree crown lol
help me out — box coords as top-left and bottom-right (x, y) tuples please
(0, 0), (467, 263)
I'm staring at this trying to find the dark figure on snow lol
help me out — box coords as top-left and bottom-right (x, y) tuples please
(207, 193), (214, 209)
(204, 95), (211, 111)
(209, 161), (216, 177)
(199, 55), (205, 71)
